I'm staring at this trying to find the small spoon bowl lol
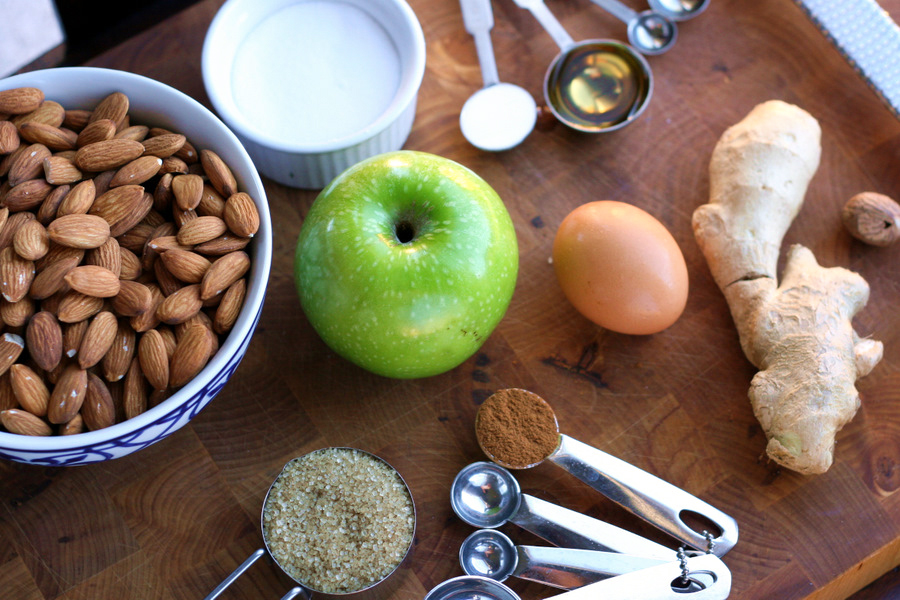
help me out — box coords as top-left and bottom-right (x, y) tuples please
(450, 461), (522, 528)
(459, 529), (519, 582)
(424, 575), (521, 600)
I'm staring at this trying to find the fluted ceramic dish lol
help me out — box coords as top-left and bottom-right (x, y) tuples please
(0, 67), (272, 466)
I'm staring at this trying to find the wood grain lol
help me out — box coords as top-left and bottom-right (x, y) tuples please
(2, 0), (900, 598)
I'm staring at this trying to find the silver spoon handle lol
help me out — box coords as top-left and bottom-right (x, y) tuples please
(511, 492), (675, 559)
(587, 0), (636, 24)
(510, 0), (575, 50)
(515, 545), (667, 589)
(548, 434), (738, 556)
(460, 0), (500, 88)
(552, 553), (732, 600)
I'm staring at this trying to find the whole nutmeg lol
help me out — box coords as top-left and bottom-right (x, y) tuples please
(842, 192), (900, 247)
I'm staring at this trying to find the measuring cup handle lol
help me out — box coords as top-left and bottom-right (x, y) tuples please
(512, 492), (675, 559)
(203, 548), (267, 600)
(511, 0), (576, 50)
(549, 435), (739, 556)
(516, 545), (667, 589)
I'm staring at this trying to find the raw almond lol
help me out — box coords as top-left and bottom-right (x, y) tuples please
(156, 283), (202, 324)
(13, 219), (49, 260)
(154, 259), (182, 297)
(200, 250), (249, 300)
(42, 155), (82, 185)
(82, 372), (116, 430)
(101, 320), (135, 382)
(0, 212), (34, 250)
(214, 278), (246, 334)
(36, 184), (68, 223)
(153, 172), (174, 211)
(0, 88), (45, 114)
(89, 184), (153, 236)
(200, 149), (237, 197)
(76, 118), (116, 147)
(0, 332), (25, 376)
(47, 213), (110, 249)
(4, 178), (53, 212)
(64, 265), (121, 297)
(11, 101), (65, 128)
(123, 357), (146, 419)
(30, 255), (80, 299)
(224, 192), (260, 237)
(0, 373), (14, 411)
(47, 364), (88, 424)
(85, 236), (121, 276)
(57, 291), (104, 323)
(0, 121), (20, 155)
(1, 296), (35, 327)
(63, 319), (88, 358)
(0, 408), (52, 436)
(63, 109), (91, 131)
(18, 122), (77, 151)
(169, 325), (213, 387)
(119, 247), (142, 280)
(111, 280), (153, 316)
(74, 138), (144, 172)
(172, 173), (204, 211)
(130, 283), (163, 332)
(160, 249), (210, 283)
(147, 235), (189, 254)
(173, 207), (198, 228)
(138, 328), (169, 391)
(114, 125), (148, 142)
(110, 155), (162, 188)
(9, 363), (49, 417)
(197, 184), (225, 218)
(0, 246), (34, 302)
(177, 215), (227, 246)
(8, 143), (50, 186)
(56, 178), (95, 217)
(60, 413), (85, 435)
(117, 221), (155, 253)
(192, 232), (250, 256)
(78, 311), (118, 368)
(88, 92), (129, 129)
(142, 133), (185, 158)
(26, 310), (62, 371)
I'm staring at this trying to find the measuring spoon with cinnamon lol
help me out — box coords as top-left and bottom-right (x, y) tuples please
(474, 388), (739, 556)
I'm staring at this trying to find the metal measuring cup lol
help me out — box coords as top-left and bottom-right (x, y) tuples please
(204, 447), (416, 599)
(511, 0), (653, 132)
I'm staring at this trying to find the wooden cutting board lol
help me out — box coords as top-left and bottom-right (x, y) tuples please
(1, 0), (899, 598)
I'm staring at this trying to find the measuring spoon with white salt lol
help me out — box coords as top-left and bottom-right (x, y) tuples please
(475, 389), (739, 556)
(459, 0), (537, 151)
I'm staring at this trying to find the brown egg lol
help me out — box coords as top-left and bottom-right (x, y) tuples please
(552, 201), (688, 335)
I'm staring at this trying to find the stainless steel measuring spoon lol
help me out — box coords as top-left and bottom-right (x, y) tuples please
(510, 0), (652, 132)
(204, 448), (415, 599)
(588, 0), (677, 55)
(648, 0), (709, 21)
(451, 461), (675, 559)
(475, 390), (739, 556)
(459, 0), (537, 150)
(426, 553), (732, 600)
(459, 528), (667, 589)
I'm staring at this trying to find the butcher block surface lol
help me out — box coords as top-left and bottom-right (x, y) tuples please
(2, 0), (900, 598)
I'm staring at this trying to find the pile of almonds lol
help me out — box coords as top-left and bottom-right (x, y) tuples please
(0, 86), (260, 437)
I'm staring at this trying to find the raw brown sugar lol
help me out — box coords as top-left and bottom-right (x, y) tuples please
(475, 388), (560, 468)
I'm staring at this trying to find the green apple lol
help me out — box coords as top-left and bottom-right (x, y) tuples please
(294, 151), (518, 378)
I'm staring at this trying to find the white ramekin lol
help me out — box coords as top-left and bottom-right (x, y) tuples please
(202, 0), (426, 189)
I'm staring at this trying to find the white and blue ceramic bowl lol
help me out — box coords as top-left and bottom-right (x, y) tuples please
(0, 67), (272, 466)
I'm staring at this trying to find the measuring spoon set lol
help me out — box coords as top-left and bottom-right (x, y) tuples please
(458, 0), (708, 149)
(428, 436), (738, 598)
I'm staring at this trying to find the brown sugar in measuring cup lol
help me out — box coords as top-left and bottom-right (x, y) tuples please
(475, 388), (561, 469)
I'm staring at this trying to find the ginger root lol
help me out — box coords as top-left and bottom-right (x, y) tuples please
(692, 100), (883, 475)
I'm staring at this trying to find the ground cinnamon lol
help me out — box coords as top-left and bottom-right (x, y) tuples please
(475, 388), (560, 468)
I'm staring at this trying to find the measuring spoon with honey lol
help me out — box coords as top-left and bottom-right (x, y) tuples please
(475, 389), (739, 556)
(648, 0), (710, 21)
(588, 0), (677, 55)
(459, 0), (537, 150)
(451, 461), (674, 559)
(511, 0), (652, 132)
